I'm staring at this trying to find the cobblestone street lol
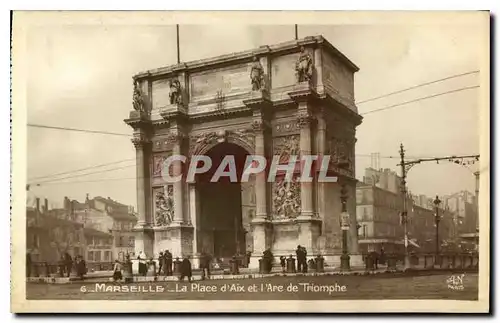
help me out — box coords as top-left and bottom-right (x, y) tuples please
(26, 272), (478, 300)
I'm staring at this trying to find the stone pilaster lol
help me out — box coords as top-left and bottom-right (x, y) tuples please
(130, 130), (154, 258)
(297, 108), (315, 218)
(243, 91), (273, 267)
(288, 85), (322, 255)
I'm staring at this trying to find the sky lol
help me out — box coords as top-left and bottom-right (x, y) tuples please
(24, 20), (484, 209)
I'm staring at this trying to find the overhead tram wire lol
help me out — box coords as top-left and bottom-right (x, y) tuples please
(356, 70), (479, 105)
(360, 85), (479, 116)
(29, 164), (136, 186)
(28, 158), (136, 181)
(28, 124), (131, 137)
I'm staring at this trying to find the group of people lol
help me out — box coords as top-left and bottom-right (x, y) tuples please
(25, 251), (87, 279)
(365, 248), (386, 269)
(277, 246), (313, 273)
(124, 250), (194, 281)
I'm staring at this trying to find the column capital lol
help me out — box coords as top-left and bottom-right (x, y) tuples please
(165, 131), (188, 146)
(131, 132), (151, 149)
(296, 111), (315, 129)
(251, 119), (270, 133)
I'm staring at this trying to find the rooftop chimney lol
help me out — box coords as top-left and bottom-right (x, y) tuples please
(44, 198), (49, 213)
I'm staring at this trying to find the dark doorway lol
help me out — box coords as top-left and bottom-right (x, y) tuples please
(197, 143), (249, 261)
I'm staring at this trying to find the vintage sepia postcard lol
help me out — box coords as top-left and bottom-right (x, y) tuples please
(10, 11), (490, 313)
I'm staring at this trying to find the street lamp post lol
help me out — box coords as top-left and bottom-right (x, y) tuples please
(399, 144), (411, 270)
(340, 184), (351, 271)
(433, 195), (442, 258)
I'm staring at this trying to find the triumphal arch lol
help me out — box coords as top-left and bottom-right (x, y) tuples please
(125, 35), (363, 268)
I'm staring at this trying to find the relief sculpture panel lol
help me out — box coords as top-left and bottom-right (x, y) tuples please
(273, 135), (300, 164)
(153, 185), (174, 227)
(272, 177), (301, 219)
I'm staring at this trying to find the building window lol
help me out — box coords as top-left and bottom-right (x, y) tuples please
(87, 251), (94, 261)
(104, 251), (111, 261)
(95, 251), (101, 262)
(128, 236), (135, 247)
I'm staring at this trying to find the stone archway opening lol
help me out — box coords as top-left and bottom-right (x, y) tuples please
(196, 142), (253, 263)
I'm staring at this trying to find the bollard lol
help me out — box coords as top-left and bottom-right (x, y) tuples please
(229, 256), (239, 275)
(315, 255), (325, 273)
(286, 256), (296, 273)
(258, 259), (264, 274)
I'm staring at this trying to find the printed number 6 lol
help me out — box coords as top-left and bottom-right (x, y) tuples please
(80, 286), (87, 293)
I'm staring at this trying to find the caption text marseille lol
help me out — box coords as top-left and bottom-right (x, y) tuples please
(90, 282), (347, 295)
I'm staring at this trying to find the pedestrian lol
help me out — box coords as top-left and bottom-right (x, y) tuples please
(64, 252), (73, 277)
(263, 249), (274, 274)
(301, 247), (308, 273)
(280, 256), (286, 273)
(137, 251), (147, 276)
(157, 251), (164, 276)
(179, 256), (192, 282)
(200, 252), (211, 280)
(164, 250), (173, 276)
(113, 259), (123, 282)
(76, 255), (87, 279)
(295, 245), (303, 272)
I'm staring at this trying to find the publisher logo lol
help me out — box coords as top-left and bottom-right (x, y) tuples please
(447, 274), (465, 291)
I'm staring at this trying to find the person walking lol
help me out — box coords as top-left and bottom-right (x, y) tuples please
(179, 256), (192, 282)
(137, 251), (147, 276)
(295, 246), (304, 273)
(200, 252), (212, 280)
(113, 259), (123, 282)
(157, 251), (164, 276)
(76, 255), (87, 280)
(164, 250), (173, 276)
(301, 246), (308, 273)
(64, 252), (73, 277)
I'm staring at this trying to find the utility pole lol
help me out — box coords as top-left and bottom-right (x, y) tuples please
(340, 184), (351, 271)
(399, 144), (411, 271)
(433, 195), (442, 259)
(176, 24), (180, 64)
(474, 170), (480, 208)
(295, 24), (298, 40)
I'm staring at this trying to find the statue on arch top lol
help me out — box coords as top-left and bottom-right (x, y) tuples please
(132, 80), (145, 112)
(250, 55), (265, 91)
(169, 79), (183, 106)
(295, 46), (313, 83)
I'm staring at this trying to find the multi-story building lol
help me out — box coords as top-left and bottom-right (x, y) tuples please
(442, 191), (478, 251)
(84, 227), (114, 264)
(71, 195), (138, 260)
(356, 181), (404, 254)
(26, 195), (85, 263)
(356, 167), (458, 255)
